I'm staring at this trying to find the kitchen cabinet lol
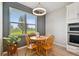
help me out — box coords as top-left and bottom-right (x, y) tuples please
(66, 3), (79, 20)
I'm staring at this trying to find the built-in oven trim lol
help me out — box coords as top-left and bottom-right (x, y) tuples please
(68, 33), (79, 47)
(68, 31), (79, 33)
(68, 42), (79, 47)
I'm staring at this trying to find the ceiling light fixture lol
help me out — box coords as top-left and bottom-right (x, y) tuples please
(32, 2), (46, 16)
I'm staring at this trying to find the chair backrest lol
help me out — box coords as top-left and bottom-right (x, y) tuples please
(25, 34), (31, 46)
(46, 35), (55, 46)
(28, 33), (36, 37)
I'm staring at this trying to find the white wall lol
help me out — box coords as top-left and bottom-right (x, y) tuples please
(46, 7), (67, 47)
(0, 2), (3, 55)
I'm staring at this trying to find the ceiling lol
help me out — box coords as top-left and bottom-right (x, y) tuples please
(19, 2), (72, 13)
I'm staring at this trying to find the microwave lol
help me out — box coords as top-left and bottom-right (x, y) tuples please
(68, 23), (79, 32)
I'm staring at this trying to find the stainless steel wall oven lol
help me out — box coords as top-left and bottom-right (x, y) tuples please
(68, 23), (79, 32)
(68, 23), (79, 47)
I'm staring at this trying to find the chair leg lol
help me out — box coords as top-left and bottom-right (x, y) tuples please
(25, 48), (27, 56)
(52, 48), (54, 55)
(36, 47), (39, 55)
(29, 49), (32, 56)
(25, 48), (32, 56)
(7, 51), (9, 56)
(46, 50), (48, 56)
(16, 51), (18, 56)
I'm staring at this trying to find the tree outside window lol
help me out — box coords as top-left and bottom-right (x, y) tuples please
(9, 7), (37, 36)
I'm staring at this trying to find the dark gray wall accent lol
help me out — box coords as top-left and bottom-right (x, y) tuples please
(3, 3), (9, 37)
(4, 2), (32, 14)
(37, 16), (45, 35)
(3, 2), (45, 51)
(3, 2), (32, 37)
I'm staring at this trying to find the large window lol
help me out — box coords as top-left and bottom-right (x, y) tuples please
(9, 7), (37, 35)
(27, 13), (36, 34)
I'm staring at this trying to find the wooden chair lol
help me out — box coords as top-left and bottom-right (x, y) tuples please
(42, 35), (55, 55)
(25, 34), (38, 56)
(7, 43), (18, 56)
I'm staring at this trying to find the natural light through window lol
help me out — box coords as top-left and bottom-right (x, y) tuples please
(9, 7), (37, 35)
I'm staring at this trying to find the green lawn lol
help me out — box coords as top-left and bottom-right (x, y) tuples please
(10, 29), (36, 35)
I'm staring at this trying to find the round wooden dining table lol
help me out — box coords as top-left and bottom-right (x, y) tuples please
(30, 36), (47, 41)
(30, 36), (48, 55)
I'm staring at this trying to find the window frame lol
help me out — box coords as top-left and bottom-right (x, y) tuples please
(26, 14), (37, 34)
(9, 7), (37, 35)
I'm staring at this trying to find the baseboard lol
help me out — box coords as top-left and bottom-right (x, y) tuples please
(54, 42), (66, 48)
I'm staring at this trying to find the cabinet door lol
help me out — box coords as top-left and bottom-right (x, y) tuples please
(66, 3), (77, 20)
(76, 4), (79, 19)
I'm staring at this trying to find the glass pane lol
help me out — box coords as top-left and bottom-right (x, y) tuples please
(9, 7), (26, 23)
(10, 23), (25, 35)
(27, 13), (36, 24)
(27, 25), (36, 34)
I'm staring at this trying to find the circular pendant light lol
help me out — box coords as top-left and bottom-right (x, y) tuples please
(32, 2), (46, 16)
